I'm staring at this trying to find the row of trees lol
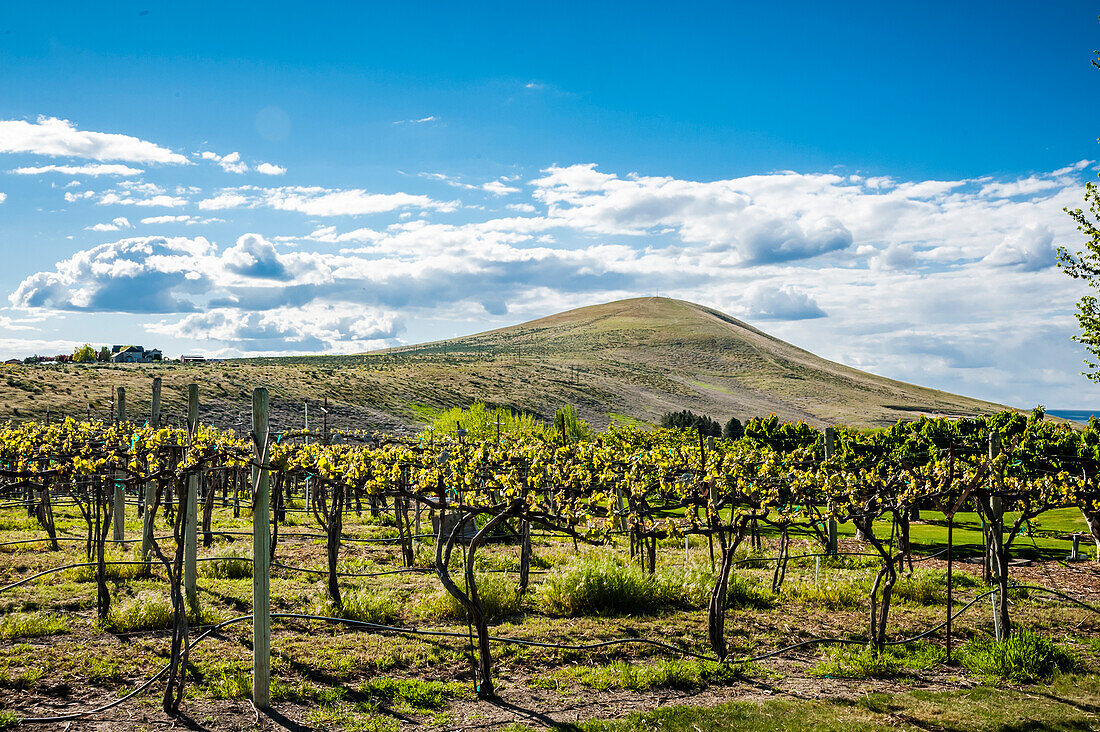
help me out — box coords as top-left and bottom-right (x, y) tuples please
(660, 409), (744, 439)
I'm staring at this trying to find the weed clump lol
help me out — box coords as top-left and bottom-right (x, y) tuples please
(958, 630), (1075, 683)
(810, 642), (945, 678)
(0, 612), (69, 640)
(425, 572), (523, 621)
(198, 546), (252, 579)
(312, 587), (401, 625)
(892, 569), (979, 605)
(106, 592), (219, 632)
(781, 577), (866, 609)
(543, 659), (753, 691)
(536, 556), (662, 616)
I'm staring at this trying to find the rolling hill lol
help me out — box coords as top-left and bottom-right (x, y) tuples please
(0, 297), (1007, 432)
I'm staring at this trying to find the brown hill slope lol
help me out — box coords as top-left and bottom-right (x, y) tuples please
(0, 297), (1006, 431)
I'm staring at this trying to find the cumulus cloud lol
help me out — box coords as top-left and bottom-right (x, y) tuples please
(86, 216), (132, 232)
(221, 234), (290, 279)
(254, 162), (286, 176)
(740, 284), (826, 320)
(530, 164), (853, 264)
(0, 116), (188, 164)
(9, 236), (216, 312)
(11, 163), (143, 176)
(148, 305), (403, 354)
(984, 225), (1056, 271)
(199, 151), (248, 174)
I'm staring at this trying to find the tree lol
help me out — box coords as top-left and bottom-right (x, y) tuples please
(659, 410), (721, 437)
(723, 416), (744, 439)
(1057, 41), (1100, 380)
(72, 344), (96, 363)
(552, 405), (588, 441)
(97, 346), (111, 363)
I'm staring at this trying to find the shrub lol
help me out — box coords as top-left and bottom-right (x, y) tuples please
(958, 630), (1075, 683)
(0, 612), (69, 640)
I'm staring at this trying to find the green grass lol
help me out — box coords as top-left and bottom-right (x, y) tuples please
(536, 555), (723, 616)
(358, 677), (465, 712)
(312, 587), (401, 625)
(538, 659), (753, 691)
(197, 545), (252, 579)
(958, 629), (1076, 683)
(810, 642), (945, 679)
(0, 612), (69, 640)
(893, 568), (980, 605)
(781, 576), (866, 609)
(501, 678), (1100, 731)
(66, 549), (151, 582)
(106, 592), (219, 632)
(425, 571), (524, 621)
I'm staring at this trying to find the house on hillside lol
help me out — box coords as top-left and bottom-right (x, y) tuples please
(110, 345), (163, 363)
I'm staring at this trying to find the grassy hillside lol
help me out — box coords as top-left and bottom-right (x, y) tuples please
(0, 297), (1006, 432)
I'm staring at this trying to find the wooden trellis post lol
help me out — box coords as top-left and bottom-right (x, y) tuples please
(252, 387), (272, 708)
(825, 426), (837, 555)
(112, 387), (126, 542)
(184, 384), (199, 607)
(141, 378), (161, 559)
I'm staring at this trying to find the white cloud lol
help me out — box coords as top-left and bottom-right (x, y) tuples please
(148, 304), (403, 354)
(0, 192), (5, 204)
(197, 192), (252, 210)
(254, 162), (286, 176)
(393, 116), (438, 125)
(740, 284), (826, 320)
(86, 216), (132, 232)
(11, 163), (144, 176)
(199, 150), (249, 174)
(64, 190), (95, 202)
(140, 214), (223, 225)
(422, 172), (520, 196)
(984, 224), (1056, 271)
(0, 116), (188, 164)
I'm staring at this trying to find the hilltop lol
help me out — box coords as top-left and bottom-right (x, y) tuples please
(0, 297), (1006, 432)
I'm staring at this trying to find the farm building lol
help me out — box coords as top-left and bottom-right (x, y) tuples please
(110, 345), (162, 363)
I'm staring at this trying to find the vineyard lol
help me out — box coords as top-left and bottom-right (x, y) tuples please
(1, 382), (1100, 730)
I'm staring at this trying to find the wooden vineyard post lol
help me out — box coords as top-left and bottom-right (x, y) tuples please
(252, 387), (272, 709)
(824, 426), (837, 555)
(112, 387), (126, 542)
(142, 378), (162, 559)
(184, 384), (199, 607)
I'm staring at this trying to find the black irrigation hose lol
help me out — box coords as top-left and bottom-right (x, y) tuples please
(15, 583), (1100, 724)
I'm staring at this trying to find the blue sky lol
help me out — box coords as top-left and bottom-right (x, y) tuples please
(0, 2), (1098, 408)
